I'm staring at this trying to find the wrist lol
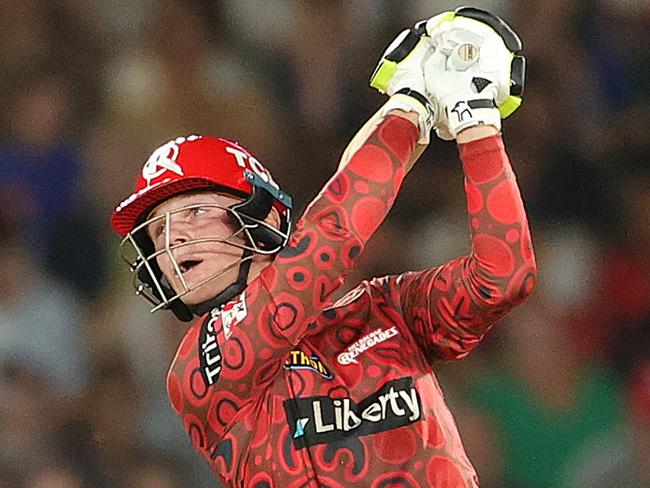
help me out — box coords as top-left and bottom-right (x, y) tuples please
(458, 132), (505, 161)
(381, 92), (434, 144)
(387, 109), (420, 127)
(456, 124), (500, 143)
(441, 92), (501, 139)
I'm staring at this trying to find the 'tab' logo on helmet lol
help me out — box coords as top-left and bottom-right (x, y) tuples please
(141, 135), (202, 188)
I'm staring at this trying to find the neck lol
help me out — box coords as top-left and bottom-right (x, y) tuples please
(186, 256), (274, 317)
(247, 257), (273, 284)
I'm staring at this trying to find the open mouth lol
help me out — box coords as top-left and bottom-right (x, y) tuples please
(178, 258), (202, 275)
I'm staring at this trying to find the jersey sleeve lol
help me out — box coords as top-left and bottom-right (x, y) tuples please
(260, 115), (418, 342)
(395, 135), (537, 362)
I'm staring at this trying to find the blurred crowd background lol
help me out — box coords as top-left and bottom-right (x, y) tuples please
(1, 0), (649, 487)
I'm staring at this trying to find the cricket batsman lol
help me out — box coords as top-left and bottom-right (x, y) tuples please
(111, 7), (536, 487)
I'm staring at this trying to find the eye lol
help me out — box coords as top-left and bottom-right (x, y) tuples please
(192, 206), (208, 216)
(150, 221), (165, 238)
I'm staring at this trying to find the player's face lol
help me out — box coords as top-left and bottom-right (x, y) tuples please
(147, 191), (250, 305)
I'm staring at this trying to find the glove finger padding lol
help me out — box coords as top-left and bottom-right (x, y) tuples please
(370, 22), (438, 144)
(370, 22), (430, 96)
(427, 7), (526, 118)
(455, 6), (526, 117)
(425, 49), (455, 141)
(423, 7), (526, 138)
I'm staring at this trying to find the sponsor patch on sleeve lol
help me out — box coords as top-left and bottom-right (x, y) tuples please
(337, 326), (399, 365)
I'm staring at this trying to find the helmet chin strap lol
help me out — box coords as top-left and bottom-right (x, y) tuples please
(186, 248), (254, 317)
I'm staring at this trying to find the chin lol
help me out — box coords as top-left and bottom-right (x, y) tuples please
(178, 284), (221, 306)
(176, 274), (238, 306)
(179, 289), (211, 306)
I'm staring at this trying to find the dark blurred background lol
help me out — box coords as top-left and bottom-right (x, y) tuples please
(0, 0), (649, 487)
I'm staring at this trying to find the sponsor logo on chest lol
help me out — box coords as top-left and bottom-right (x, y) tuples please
(337, 326), (399, 365)
(199, 312), (222, 386)
(284, 377), (422, 448)
(284, 350), (333, 379)
(198, 292), (247, 386)
(220, 292), (247, 340)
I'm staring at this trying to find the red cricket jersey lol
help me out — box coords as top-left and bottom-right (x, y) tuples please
(166, 116), (536, 487)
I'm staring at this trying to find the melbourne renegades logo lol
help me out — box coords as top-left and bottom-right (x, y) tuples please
(337, 326), (399, 365)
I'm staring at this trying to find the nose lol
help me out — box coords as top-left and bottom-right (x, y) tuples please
(167, 213), (193, 247)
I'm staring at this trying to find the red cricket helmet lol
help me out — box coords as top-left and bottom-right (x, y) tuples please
(111, 135), (293, 321)
(111, 134), (291, 237)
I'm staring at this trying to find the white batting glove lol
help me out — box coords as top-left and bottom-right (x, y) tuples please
(369, 20), (441, 144)
(424, 7), (526, 140)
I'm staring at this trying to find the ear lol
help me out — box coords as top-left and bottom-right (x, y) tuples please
(264, 206), (281, 231)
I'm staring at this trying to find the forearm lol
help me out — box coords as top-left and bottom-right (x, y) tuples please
(460, 134), (537, 306)
(397, 134), (536, 362)
(339, 104), (426, 174)
(343, 106), (497, 171)
(456, 124), (500, 143)
(306, 113), (419, 249)
(388, 109), (420, 129)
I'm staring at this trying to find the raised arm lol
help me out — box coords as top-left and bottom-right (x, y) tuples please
(397, 130), (536, 361)
(260, 109), (421, 345)
(392, 8), (536, 360)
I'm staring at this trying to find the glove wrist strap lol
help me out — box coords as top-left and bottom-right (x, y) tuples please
(382, 90), (434, 144)
(444, 97), (501, 137)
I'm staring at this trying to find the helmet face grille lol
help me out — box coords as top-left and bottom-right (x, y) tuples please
(120, 199), (289, 313)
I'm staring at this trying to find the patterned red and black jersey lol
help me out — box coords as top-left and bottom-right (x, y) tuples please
(166, 116), (536, 487)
